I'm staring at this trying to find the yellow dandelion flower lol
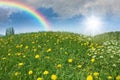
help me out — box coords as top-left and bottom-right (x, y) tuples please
(107, 76), (112, 79)
(68, 58), (73, 63)
(54, 43), (56, 45)
(87, 75), (93, 80)
(32, 41), (35, 44)
(65, 52), (68, 55)
(37, 77), (42, 80)
(16, 45), (19, 48)
(91, 47), (95, 51)
(44, 33), (46, 36)
(77, 65), (82, 68)
(46, 56), (50, 59)
(93, 72), (99, 77)
(57, 64), (62, 68)
(33, 46), (35, 48)
(15, 72), (19, 76)
(38, 45), (41, 48)
(84, 43), (87, 46)
(20, 44), (23, 48)
(91, 58), (95, 62)
(8, 53), (11, 56)
(28, 70), (33, 75)
(34, 49), (37, 52)
(43, 70), (49, 75)
(60, 47), (63, 50)
(15, 53), (21, 56)
(2, 57), (6, 60)
(47, 48), (51, 52)
(23, 55), (26, 58)
(35, 54), (40, 59)
(51, 74), (57, 80)
(18, 63), (24, 66)
(25, 46), (29, 49)
(116, 75), (120, 80)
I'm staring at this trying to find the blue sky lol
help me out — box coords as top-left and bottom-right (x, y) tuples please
(0, 0), (120, 35)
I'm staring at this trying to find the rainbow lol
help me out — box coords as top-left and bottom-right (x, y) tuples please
(0, 1), (51, 30)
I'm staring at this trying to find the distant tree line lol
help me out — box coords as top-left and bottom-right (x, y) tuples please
(6, 27), (15, 36)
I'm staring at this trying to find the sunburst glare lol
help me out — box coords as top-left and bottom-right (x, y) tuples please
(83, 15), (103, 36)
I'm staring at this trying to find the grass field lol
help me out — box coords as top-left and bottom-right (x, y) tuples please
(0, 31), (120, 80)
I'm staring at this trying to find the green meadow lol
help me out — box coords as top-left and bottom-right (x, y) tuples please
(0, 31), (120, 80)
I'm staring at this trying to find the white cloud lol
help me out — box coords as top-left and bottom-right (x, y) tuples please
(0, 6), (21, 21)
(0, 0), (120, 19)
(15, 0), (120, 18)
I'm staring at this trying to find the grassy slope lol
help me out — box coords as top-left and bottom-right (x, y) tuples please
(0, 34), (3, 37)
(92, 31), (120, 44)
(0, 31), (120, 80)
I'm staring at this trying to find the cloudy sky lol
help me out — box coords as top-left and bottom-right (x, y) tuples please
(0, 0), (120, 35)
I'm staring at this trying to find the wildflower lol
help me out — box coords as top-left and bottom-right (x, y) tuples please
(87, 75), (93, 80)
(37, 77), (42, 80)
(2, 57), (6, 60)
(46, 56), (50, 59)
(93, 72), (99, 77)
(15, 72), (19, 76)
(43, 70), (49, 75)
(65, 52), (68, 55)
(18, 63), (24, 66)
(47, 48), (51, 52)
(15, 53), (21, 56)
(51, 74), (57, 80)
(84, 43), (87, 46)
(33, 46), (35, 48)
(25, 46), (29, 49)
(116, 75), (120, 80)
(23, 55), (26, 58)
(107, 76), (112, 79)
(77, 65), (82, 68)
(20, 44), (23, 48)
(54, 43), (57, 45)
(38, 45), (41, 48)
(91, 47), (95, 51)
(44, 33), (46, 36)
(16, 45), (19, 48)
(60, 47), (63, 50)
(8, 53), (11, 56)
(34, 49), (37, 52)
(112, 64), (116, 67)
(32, 41), (35, 44)
(91, 58), (95, 62)
(57, 64), (62, 68)
(68, 58), (73, 63)
(35, 54), (40, 59)
(100, 56), (103, 58)
(28, 70), (33, 75)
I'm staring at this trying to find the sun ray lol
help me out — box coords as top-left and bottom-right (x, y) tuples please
(83, 15), (103, 36)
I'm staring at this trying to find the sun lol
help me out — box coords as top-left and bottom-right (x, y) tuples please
(83, 15), (103, 36)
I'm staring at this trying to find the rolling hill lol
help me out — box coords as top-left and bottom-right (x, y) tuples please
(0, 31), (119, 80)
(0, 34), (3, 37)
(92, 31), (120, 44)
